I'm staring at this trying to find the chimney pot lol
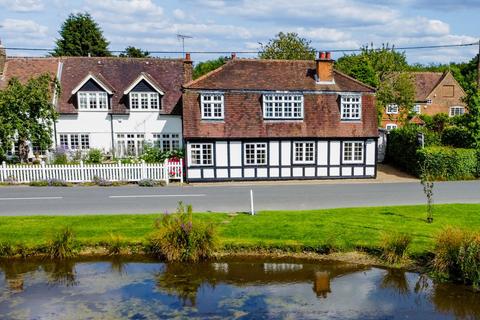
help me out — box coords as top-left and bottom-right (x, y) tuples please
(185, 52), (191, 61)
(320, 51), (326, 60)
(326, 52), (331, 60)
(315, 51), (334, 84)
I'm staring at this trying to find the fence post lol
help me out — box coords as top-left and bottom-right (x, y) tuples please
(80, 160), (85, 182)
(41, 161), (46, 181)
(180, 158), (184, 184)
(164, 159), (169, 185)
(141, 160), (146, 180)
(118, 160), (122, 181)
(1, 161), (6, 182)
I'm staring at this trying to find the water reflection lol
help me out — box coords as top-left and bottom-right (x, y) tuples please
(0, 257), (478, 319)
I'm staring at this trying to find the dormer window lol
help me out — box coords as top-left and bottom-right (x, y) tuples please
(78, 92), (108, 110)
(129, 92), (160, 110)
(201, 93), (224, 119)
(263, 93), (303, 119)
(340, 94), (362, 120)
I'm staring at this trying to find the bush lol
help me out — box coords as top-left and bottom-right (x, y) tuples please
(48, 178), (69, 187)
(380, 232), (412, 264)
(92, 176), (113, 186)
(0, 241), (15, 258)
(29, 180), (49, 187)
(417, 146), (478, 180)
(85, 149), (103, 164)
(106, 233), (125, 256)
(386, 124), (440, 175)
(147, 202), (217, 262)
(140, 143), (185, 163)
(441, 126), (477, 149)
(420, 113), (450, 133)
(433, 227), (480, 288)
(46, 227), (77, 260)
(53, 147), (68, 165)
(138, 179), (165, 187)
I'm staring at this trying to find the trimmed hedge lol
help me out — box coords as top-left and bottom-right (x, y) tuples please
(417, 147), (478, 181)
(441, 126), (477, 149)
(386, 125), (441, 176)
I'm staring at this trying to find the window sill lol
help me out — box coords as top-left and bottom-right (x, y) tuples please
(201, 119), (225, 122)
(343, 161), (364, 165)
(263, 119), (304, 122)
(77, 109), (110, 112)
(128, 109), (162, 112)
(293, 161), (315, 165)
(340, 119), (362, 123)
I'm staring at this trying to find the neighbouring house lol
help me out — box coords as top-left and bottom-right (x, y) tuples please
(182, 52), (378, 182)
(381, 71), (467, 130)
(0, 45), (192, 159)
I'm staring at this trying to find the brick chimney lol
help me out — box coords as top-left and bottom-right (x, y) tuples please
(183, 52), (193, 83)
(315, 51), (334, 84)
(0, 40), (6, 76)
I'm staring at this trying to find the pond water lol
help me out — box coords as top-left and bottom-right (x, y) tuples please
(0, 257), (478, 319)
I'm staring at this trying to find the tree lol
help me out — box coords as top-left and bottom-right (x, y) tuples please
(0, 74), (59, 162)
(119, 46), (150, 58)
(259, 32), (315, 60)
(377, 72), (416, 125)
(193, 57), (228, 79)
(52, 13), (111, 57)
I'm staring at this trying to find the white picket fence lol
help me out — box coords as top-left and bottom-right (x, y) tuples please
(0, 159), (183, 184)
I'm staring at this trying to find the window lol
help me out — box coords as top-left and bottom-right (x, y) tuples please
(129, 92), (160, 110)
(201, 94), (224, 119)
(190, 144), (213, 165)
(450, 106), (465, 117)
(263, 94), (304, 119)
(116, 133), (145, 157)
(58, 134), (90, 150)
(413, 105), (421, 114)
(343, 141), (364, 163)
(244, 143), (267, 165)
(294, 142), (315, 163)
(77, 92), (108, 110)
(426, 99), (432, 105)
(386, 104), (399, 114)
(340, 95), (362, 120)
(386, 124), (398, 131)
(153, 133), (181, 151)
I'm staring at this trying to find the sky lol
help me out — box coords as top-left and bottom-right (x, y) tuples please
(0, 0), (479, 64)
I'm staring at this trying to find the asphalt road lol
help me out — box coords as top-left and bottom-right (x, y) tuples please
(0, 181), (479, 216)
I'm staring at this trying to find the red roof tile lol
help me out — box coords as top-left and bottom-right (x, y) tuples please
(0, 57), (59, 89)
(411, 72), (445, 101)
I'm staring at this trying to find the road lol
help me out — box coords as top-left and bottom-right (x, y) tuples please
(0, 181), (479, 215)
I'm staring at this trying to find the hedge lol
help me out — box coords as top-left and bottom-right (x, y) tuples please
(386, 125), (441, 176)
(417, 147), (479, 181)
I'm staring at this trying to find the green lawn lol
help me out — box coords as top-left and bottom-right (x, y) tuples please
(0, 204), (479, 255)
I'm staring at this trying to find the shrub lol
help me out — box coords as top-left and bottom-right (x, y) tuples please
(433, 227), (480, 287)
(46, 227), (77, 260)
(92, 176), (113, 186)
(48, 178), (69, 187)
(0, 241), (15, 258)
(420, 113), (450, 133)
(29, 180), (49, 187)
(441, 126), (477, 149)
(138, 179), (164, 187)
(140, 144), (163, 163)
(147, 202), (216, 262)
(380, 232), (412, 264)
(53, 147), (69, 165)
(417, 147), (478, 180)
(386, 124), (440, 175)
(85, 149), (103, 164)
(107, 233), (125, 256)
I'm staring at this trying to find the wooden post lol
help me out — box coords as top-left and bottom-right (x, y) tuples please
(141, 160), (146, 180)
(41, 161), (46, 181)
(1, 161), (6, 182)
(164, 159), (169, 185)
(180, 158), (184, 184)
(80, 160), (85, 182)
(250, 189), (255, 215)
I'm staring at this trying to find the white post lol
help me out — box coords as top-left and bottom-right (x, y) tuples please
(41, 161), (46, 180)
(180, 158), (184, 184)
(141, 160), (146, 180)
(1, 161), (6, 182)
(80, 160), (85, 182)
(118, 160), (122, 181)
(250, 189), (255, 216)
(164, 159), (169, 185)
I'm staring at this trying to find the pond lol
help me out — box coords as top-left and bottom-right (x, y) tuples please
(0, 257), (478, 319)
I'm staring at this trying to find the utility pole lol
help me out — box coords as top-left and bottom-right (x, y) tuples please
(177, 34), (193, 56)
(477, 39), (480, 90)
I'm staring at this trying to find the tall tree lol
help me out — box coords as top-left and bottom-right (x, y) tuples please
(119, 46), (150, 58)
(259, 32), (315, 60)
(377, 73), (416, 125)
(193, 57), (228, 79)
(52, 13), (111, 57)
(0, 74), (59, 162)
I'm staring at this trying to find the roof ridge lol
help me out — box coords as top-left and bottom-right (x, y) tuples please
(184, 59), (234, 88)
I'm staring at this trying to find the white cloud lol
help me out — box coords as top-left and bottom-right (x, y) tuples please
(85, 0), (163, 16)
(0, 19), (48, 36)
(173, 9), (187, 20)
(0, 0), (44, 12)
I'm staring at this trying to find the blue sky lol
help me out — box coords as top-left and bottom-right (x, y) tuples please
(0, 0), (478, 64)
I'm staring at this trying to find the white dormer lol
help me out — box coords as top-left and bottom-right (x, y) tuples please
(124, 73), (165, 111)
(72, 73), (113, 110)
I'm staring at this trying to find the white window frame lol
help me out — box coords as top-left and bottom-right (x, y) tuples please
(58, 133), (90, 150)
(263, 94), (304, 119)
(343, 141), (364, 164)
(449, 106), (465, 117)
(413, 105), (421, 114)
(244, 142), (267, 166)
(115, 133), (145, 157)
(129, 92), (160, 110)
(153, 133), (181, 151)
(201, 93), (224, 120)
(385, 124), (398, 131)
(77, 92), (108, 110)
(386, 104), (399, 115)
(426, 99), (432, 105)
(340, 94), (362, 120)
(293, 141), (315, 164)
(189, 143), (213, 166)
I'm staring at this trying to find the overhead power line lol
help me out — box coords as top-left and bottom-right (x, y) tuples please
(2, 42), (478, 55)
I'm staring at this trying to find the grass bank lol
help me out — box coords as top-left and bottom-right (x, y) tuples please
(1, 204), (479, 258)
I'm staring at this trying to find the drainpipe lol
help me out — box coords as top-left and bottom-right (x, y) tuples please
(110, 113), (115, 158)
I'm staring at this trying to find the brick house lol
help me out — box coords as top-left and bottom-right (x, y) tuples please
(0, 44), (192, 159)
(381, 71), (467, 130)
(182, 52), (378, 182)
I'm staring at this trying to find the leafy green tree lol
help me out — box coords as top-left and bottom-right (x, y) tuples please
(52, 13), (111, 57)
(0, 74), (59, 162)
(193, 57), (228, 79)
(259, 32), (315, 60)
(376, 72), (416, 125)
(119, 46), (150, 58)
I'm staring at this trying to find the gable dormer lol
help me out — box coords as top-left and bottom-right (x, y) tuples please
(124, 73), (165, 111)
(71, 73), (113, 111)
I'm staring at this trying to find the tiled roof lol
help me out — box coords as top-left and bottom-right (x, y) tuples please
(184, 59), (375, 93)
(58, 57), (187, 114)
(0, 57), (59, 89)
(411, 72), (445, 101)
